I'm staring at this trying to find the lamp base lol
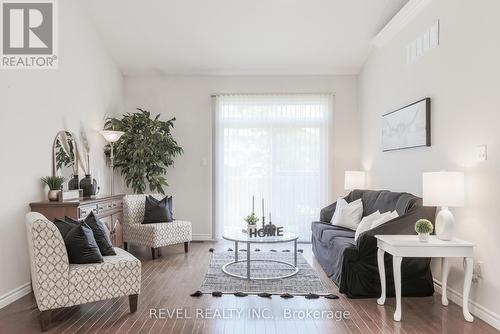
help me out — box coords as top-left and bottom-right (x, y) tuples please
(436, 207), (454, 241)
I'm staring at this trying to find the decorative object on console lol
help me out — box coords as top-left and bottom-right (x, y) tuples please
(344, 171), (366, 190)
(80, 174), (99, 198)
(100, 129), (125, 196)
(104, 108), (183, 194)
(415, 219), (433, 242)
(52, 131), (79, 190)
(41, 176), (65, 201)
(382, 97), (431, 152)
(423, 171), (464, 240)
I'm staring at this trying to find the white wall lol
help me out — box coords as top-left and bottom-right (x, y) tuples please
(124, 75), (360, 239)
(0, 0), (123, 301)
(359, 0), (500, 325)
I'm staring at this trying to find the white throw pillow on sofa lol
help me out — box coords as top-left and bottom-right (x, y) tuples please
(371, 210), (399, 229)
(354, 210), (381, 241)
(331, 198), (363, 230)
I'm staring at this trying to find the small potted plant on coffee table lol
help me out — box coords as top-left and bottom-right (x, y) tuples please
(244, 213), (259, 233)
(415, 219), (433, 242)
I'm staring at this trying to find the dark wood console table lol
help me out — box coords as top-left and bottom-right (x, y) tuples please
(30, 194), (125, 247)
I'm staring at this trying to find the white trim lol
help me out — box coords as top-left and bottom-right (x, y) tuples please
(192, 234), (214, 241)
(0, 282), (32, 309)
(434, 279), (500, 330)
(372, 0), (433, 48)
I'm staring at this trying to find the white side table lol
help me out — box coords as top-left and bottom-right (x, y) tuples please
(375, 235), (475, 322)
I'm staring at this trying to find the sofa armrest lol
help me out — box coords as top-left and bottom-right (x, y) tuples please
(319, 202), (337, 223)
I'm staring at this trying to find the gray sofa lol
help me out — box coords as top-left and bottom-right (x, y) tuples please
(312, 189), (436, 298)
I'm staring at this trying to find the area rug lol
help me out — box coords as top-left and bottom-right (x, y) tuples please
(199, 251), (330, 296)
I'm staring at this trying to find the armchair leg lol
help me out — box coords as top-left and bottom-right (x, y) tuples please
(158, 247), (162, 256)
(151, 247), (157, 259)
(123, 242), (128, 251)
(129, 294), (138, 313)
(38, 310), (52, 332)
(184, 242), (189, 253)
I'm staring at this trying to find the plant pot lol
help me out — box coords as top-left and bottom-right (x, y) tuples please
(79, 175), (99, 198)
(418, 233), (430, 242)
(68, 175), (79, 190)
(247, 224), (257, 232)
(48, 190), (60, 202)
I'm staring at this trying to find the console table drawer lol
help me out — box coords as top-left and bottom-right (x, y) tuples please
(97, 201), (114, 212)
(79, 204), (98, 218)
(112, 200), (123, 210)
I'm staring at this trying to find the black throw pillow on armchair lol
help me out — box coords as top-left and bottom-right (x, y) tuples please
(143, 195), (173, 224)
(53, 218), (103, 264)
(65, 213), (116, 256)
(147, 195), (173, 218)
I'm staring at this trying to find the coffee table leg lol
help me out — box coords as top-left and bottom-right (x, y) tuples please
(247, 242), (251, 279)
(294, 239), (297, 267)
(235, 241), (238, 262)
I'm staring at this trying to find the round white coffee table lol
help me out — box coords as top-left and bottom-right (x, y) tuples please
(222, 228), (299, 280)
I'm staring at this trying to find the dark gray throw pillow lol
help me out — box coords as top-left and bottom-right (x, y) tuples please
(66, 213), (116, 256)
(54, 218), (79, 239)
(64, 222), (104, 264)
(143, 195), (173, 224)
(148, 195), (173, 218)
(53, 218), (103, 264)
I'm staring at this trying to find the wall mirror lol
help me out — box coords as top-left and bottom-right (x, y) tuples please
(52, 131), (79, 190)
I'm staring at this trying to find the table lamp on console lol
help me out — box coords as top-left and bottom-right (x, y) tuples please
(422, 171), (465, 240)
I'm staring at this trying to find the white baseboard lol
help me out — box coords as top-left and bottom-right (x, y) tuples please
(192, 234), (214, 241)
(0, 282), (32, 309)
(434, 279), (500, 330)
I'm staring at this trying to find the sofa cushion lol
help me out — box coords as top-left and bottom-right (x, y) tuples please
(68, 247), (141, 305)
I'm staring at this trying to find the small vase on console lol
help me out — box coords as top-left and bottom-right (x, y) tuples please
(80, 174), (99, 198)
(68, 175), (79, 190)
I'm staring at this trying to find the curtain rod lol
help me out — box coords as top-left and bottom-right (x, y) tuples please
(210, 92), (335, 98)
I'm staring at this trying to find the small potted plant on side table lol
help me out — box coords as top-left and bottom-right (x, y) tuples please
(415, 219), (434, 242)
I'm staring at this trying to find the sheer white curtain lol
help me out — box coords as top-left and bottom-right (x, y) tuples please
(214, 94), (332, 241)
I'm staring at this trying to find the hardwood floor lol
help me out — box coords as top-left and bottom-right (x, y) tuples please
(0, 241), (496, 334)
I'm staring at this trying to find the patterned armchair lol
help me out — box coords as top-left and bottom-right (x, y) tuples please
(25, 212), (141, 331)
(123, 194), (192, 259)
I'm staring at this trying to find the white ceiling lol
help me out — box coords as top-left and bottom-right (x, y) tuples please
(82, 0), (408, 76)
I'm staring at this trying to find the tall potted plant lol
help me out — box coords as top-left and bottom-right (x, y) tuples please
(104, 108), (183, 194)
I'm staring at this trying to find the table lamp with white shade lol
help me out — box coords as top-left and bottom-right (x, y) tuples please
(100, 130), (125, 195)
(345, 171), (366, 191)
(422, 171), (464, 240)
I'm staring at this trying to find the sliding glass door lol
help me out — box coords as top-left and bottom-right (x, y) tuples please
(214, 94), (331, 241)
